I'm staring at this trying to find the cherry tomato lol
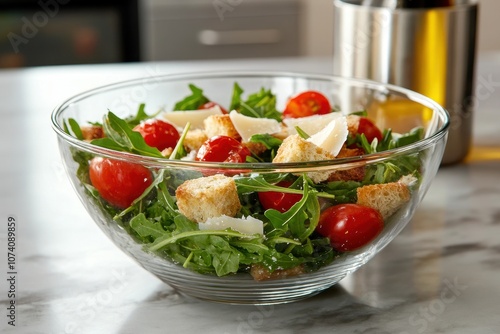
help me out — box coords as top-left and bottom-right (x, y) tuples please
(258, 181), (303, 213)
(316, 204), (384, 252)
(196, 135), (252, 163)
(133, 119), (180, 151)
(89, 157), (153, 209)
(198, 101), (228, 114)
(283, 91), (331, 118)
(358, 117), (383, 143)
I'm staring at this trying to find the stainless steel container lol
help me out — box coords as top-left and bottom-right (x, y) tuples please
(333, 0), (478, 164)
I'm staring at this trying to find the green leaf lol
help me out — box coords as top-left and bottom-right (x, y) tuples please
(238, 87), (282, 121)
(394, 127), (424, 148)
(229, 82), (244, 111)
(295, 126), (311, 140)
(350, 110), (368, 117)
(124, 103), (157, 127)
(90, 137), (129, 152)
(173, 84), (209, 111)
(130, 213), (167, 239)
(149, 229), (256, 252)
(231, 239), (269, 253)
(115, 170), (167, 219)
(235, 175), (304, 196)
(248, 134), (282, 150)
(101, 111), (163, 157)
(67, 118), (84, 140)
(261, 250), (303, 272)
(264, 179), (320, 242)
(234, 174), (335, 199)
(168, 122), (190, 159)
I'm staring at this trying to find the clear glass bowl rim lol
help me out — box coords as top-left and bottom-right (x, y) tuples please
(51, 70), (450, 171)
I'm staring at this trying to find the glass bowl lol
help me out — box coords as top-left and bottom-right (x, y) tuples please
(51, 71), (449, 305)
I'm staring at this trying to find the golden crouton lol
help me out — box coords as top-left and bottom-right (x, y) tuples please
(175, 175), (241, 223)
(346, 114), (361, 135)
(243, 141), (268, 156)
(328, 145), (365, 182)
(81, 125), (104, 141)
(356, 179), (412, 220)
(250, 264), (305, 281)
(183, 129), (208, 152)
(203, 114), (240, 140)
(272, 135), (334, 183)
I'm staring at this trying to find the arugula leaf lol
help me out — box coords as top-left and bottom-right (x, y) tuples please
(93, 111), (163, 158)
(234, 174), (335, 199)
(130, 213), (167, 240)
(173, 84), (209, 111)
(90, 138), (128, 152)
(321, 180), (361, 204)
(393, 127), (424, 148)
(149, 229), (258, 252)
(205, 236), (242, 276)
(168, 122), (190, 159)
(248, 134), (282, 150)
(67, 118), (84, 140)
(247, 134), (283, 162)
(295, 126), (311, 140)
(124, 103), (157, 127)
(260, 250), (303, 272)
(238, 87), (282, 121)
(229, 82), (244, 111)
(350, 110), (368, 117)
(264, 180), (320, 242)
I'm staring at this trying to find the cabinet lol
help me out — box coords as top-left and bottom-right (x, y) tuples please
(140, 0), (300, 61)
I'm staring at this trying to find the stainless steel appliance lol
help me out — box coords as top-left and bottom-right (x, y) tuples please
(333, 0), (478, 164)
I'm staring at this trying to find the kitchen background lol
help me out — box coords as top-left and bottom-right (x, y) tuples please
(0, 0), (497, 68)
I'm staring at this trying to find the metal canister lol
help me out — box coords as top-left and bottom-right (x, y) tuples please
(333, 0), (478, 164)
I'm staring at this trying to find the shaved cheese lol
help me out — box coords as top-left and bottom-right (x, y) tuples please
(307, 116), (348, 156)
(229, 110), (281, 142)
(162, 105), (223, 129)
(283, 112), (343, 136)
(200, 215), (264, 236)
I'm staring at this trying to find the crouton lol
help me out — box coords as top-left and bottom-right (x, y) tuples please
(356, 177), (414, 220)
(175, 175), (241, 223)
(346, 114), (361, 135)
(272, 134), (334, 183)
(250, 264), (305, 281)
(243, 141), (268, 156)
(81, 125), (104, 141)
(328, 146), (366, 182)
(183, 129), (208, 152)
(203, 114), (240, 140)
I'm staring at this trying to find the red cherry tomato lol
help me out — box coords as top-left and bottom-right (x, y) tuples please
(89, 157), (153, 209)
(317, 204), (384, 252)
(196, 135), (252, 163)
(358, 117), (383, 143)
(198, 101), (228, 114)
(258, 181), (303, 213)
(133, 119), (180, 151)
(283, 91), (331, 118)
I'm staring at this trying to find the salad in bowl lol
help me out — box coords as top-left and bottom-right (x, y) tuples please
(52, 71), (449, 304)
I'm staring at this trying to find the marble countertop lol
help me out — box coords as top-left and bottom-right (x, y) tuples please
(1, 54), (499, 334)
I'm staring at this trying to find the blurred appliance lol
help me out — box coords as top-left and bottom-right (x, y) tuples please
(0, 0), (139, 67)
(141, 0), (300, 61)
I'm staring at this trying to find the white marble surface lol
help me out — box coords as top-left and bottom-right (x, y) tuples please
(1, 55), (499, 334)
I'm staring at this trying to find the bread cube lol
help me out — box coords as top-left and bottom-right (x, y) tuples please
(175, 175), (241, 223)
